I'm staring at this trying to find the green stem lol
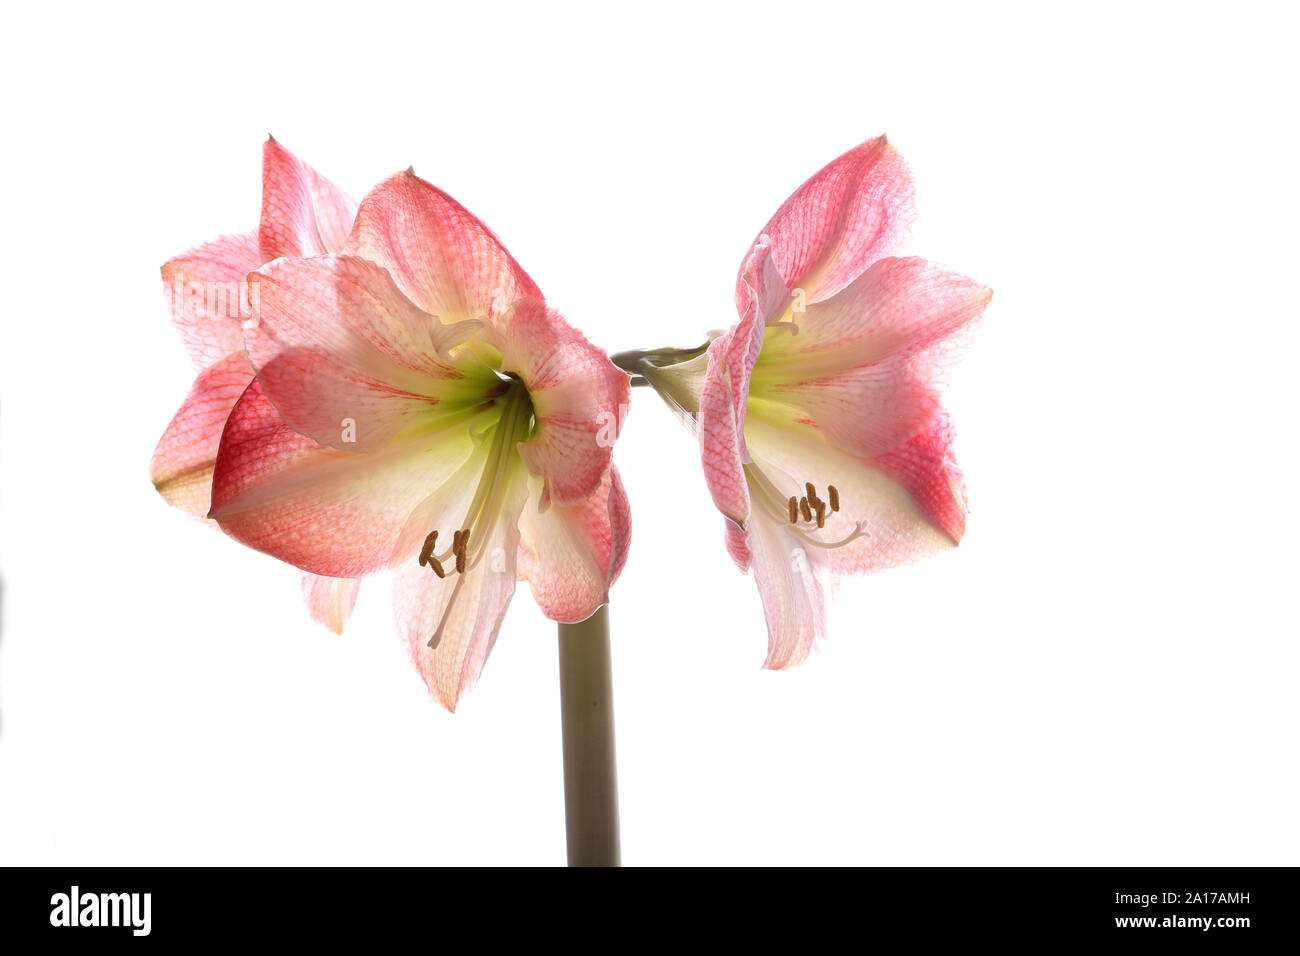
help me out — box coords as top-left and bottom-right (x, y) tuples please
(609, 343), (709, 375)
(557, 605), (620, 867)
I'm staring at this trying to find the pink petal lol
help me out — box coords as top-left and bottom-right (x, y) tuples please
(736, 135), (913, 310)
(744, 511), (830, 670)
(161, 232), (262, 370)
(870, 412), (967, 546)
(211, 379), (473, 577)
(392, 465), (530, 712)
(744, 415), (958, 578)
(697, 339), (751, 525)
(698, 252), (770, 497)
(244, 255), (489, 453)
(757, 258), (990, 458)
(150, 352), (255, 518)
(258, 136), (357, 260)
(516, 464), (631, 622)
(300, 573), (362, 635)
(500, 300), (630, 506)
(762, 350), (946, 459)
(723, 518), (751, 571)
(347, 169), (542, 326)
(763, 257), (991, 369)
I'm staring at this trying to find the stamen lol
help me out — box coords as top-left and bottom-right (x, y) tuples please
(428, 555), (447, 579)
(426, 384), (534, 649)
(455, 528), (469, 574)
(743, 462), (871, 552)
(418, 530), (438, 567)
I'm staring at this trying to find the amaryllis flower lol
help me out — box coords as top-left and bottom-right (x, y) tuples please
(627, 136), (991, 668)
(150, 138), (363, 632)
(209, 170), (630, 710)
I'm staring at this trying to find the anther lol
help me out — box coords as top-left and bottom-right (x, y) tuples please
(788, 496), (799, 524)
(816, 501), (826, 529)
(805, 482), (819, 509)
(828, 484), (840, 512)
(799, 497), (812, 523)
(455, 528), (469, 574)
(418, 531), (438, 567)
(428, 556), (447, 579)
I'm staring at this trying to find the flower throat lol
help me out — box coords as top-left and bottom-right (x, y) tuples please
(416, 378), (534, 647)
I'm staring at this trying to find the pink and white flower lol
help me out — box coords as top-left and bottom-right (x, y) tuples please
(633, 136), (991, 668)
(208, 170), (630, 710)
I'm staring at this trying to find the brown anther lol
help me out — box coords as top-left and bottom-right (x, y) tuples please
(428, 556), (447, 579)
(799, 497), (812, 523)
(418, 530), (438, 567)
(805, 482), (819, 509)
(788, 496), (799, 524)
(828, 484), (840, 512)
(815, 500), (826, 529)
(453, 528), (470, 574)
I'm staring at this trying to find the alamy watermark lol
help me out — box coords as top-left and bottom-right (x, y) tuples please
(50, 885), (151, 936)
(168, 277), (259, 328)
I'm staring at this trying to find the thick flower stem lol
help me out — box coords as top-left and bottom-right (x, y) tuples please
(557, 605), (620, 867)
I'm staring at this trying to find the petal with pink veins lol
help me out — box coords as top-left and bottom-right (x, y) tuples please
(744, 415), (958, 578)
(300, 573), (362, 635)
(259, 137), (357, 260)
(699, 250), (774, 481)
(211, 379), (477, 577)
(516, 465), (631, 622)
(737, 236), (792, 327)
(757, 257), (991, 375)
(868, 412), (967, 547)
(752, 257), (989, 458)
(697, 343), (751, 525)
(500, 299), (630, 506)
(347, 169), (542, 325)
(755, 343), (948, 460)
(735, 135), (914, 310)
(244, 255), (493, 453)
(151, 352), (256, 518)
(723, 518), (752, 572)
(161, 232), (262, 370)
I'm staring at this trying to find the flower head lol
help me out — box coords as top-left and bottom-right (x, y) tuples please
(634, 136), (990, 668)
(209, 170), (630, 710)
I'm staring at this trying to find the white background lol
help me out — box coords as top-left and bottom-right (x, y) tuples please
(1, 1), (1296, 865)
